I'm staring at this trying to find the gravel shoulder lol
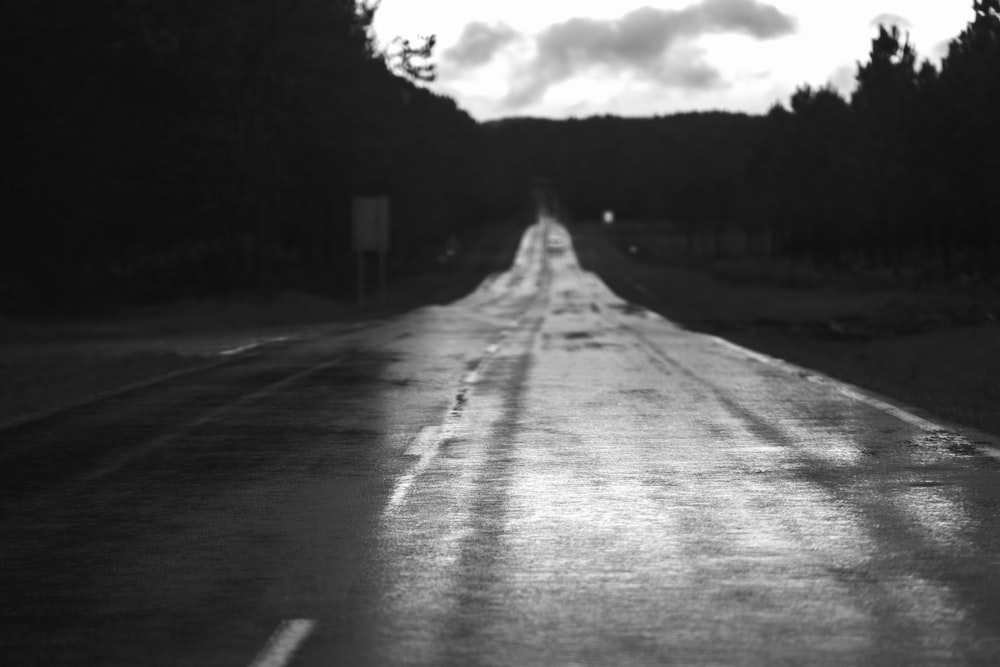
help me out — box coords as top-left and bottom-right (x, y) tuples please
(570, 222), (1000, 438)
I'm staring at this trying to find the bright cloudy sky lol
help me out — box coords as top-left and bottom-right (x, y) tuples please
(371, 0), (973, 120)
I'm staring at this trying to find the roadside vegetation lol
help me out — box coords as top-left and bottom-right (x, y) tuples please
(500, 1), (1000, 438)
(490, 1), (1000, 286)
(2, 1), (527, 315)
(2, 1), (997, 325)
(572, 223), (1000, 438)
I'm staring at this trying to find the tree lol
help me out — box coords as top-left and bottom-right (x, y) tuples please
(937, 0), (1000, 274)
(851, 25), (924, 269)
(0, 0), (499, 312)
(387, 35), (438, 83)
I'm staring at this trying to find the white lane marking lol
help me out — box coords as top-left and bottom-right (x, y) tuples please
(626, 276), (655, 297)
(0, 335), (300, 433)
(247, 619), (315, 667)
(709, 334), (1000, 461)
(710, 336), (774, 365)
(390, 426), (446, 508)
(61, 356), (348, 493)
(0, 362), (220, 433)
(404, 425), (443, 458)
(219, 343), (260, 356)
(387, 339), (506, 511)
(220, 336), (292, 356)
(389, 419), (463, 511)
(462, 344), (502, 384)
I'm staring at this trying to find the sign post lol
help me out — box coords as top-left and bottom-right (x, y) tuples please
(351, 196), (391, 305)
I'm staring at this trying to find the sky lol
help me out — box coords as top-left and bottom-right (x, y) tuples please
(371, 0), (974, 120)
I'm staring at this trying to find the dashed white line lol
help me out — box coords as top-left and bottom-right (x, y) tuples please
(389, 425), (447, 509)
(463, 343), (503, 385)
(247, 619), (315, 667)
(387, 338), (506, 511)
(220, 336), (292, 356)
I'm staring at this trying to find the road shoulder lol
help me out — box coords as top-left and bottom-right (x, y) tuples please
(571, 223), (1000, 438)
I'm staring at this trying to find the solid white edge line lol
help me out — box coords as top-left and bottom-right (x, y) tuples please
(626, 276), (655, 297)
(708, 334), (1000, 462)
(0, 334), (306, 433)
(248, 619), (316, 667)
(50, 354), (348, 496)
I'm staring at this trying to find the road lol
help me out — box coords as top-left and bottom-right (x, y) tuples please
(2, 219), (1000, 665)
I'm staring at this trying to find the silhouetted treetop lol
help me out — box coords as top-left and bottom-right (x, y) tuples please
(387, 35), (438, 82)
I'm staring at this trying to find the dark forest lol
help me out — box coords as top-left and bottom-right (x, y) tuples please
(3, 0), (998, 314)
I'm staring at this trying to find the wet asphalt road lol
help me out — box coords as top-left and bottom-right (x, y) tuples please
(2, 220), (1000, 666)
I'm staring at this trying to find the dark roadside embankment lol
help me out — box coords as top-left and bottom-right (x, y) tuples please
(0, 221), (526, 427)
(570, 222), (1000, 438)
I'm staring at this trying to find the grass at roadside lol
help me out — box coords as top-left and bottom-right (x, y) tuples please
(570, 221), (1000, 438)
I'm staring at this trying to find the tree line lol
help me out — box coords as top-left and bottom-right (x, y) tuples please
(3, 1), (996, 314)
(751, 0), (1000, 276)
(1, 0), (514, 313)
(487, 1), (1000, 280)
(481, 112), (761, 241)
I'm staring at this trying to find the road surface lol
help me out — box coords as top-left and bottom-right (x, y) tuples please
(2, 219), (1000, 665)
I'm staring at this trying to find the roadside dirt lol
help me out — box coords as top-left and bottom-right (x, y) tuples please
(0, 221), (526, 427)
(570, 222), (1000, 438)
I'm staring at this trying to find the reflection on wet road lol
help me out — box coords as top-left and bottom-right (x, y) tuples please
(2, 220), (1000, 665)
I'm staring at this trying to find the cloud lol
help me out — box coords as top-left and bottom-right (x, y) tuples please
(695, 0), (798, 38)
(828, 64), (858, 96)
(930, 38), (952, 61)
(443, 22), (519, 67)
(498, 0), (797, 108)
(504, 45), (724, 109)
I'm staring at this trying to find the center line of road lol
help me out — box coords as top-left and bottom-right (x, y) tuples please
(388, 339), (506, 511)
(389, 425), (446, 508)
(247, 619), (315, 667)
